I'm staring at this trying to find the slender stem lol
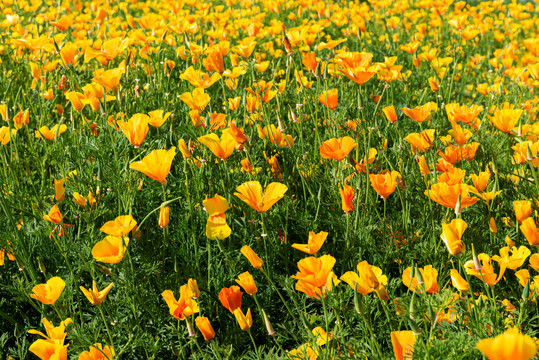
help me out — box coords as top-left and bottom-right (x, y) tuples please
(98, 305), (115, 351)
(260, 267), (300, 328)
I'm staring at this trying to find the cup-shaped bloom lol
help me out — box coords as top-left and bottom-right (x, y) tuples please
(492, 246), (531, 271)
(187, 279), (200, 299)
(235, 181), (288, 213)
(180, 66), (221, 89)
(401, 102), (438, 123)
(162, 285), (199, 320)
(529, 254), (539, 272)
(370, 171), (401, 199)
(424, 182), (479, 210)
(198, 132), (237, 160)
(339, 184), (355, 213)
(78, 343), (115, 360)
(489, 108), (523, 134)
(179, 87), (211, 111)
(383, 106), (398, 123)
(159, 206), (170, 228)
(391, 331), (416, 360)
(235, 272), (257, 295)
(80, 281), (114, 306)
(43, 205), (63, 224)
(195, 317), (216, 341)
(100, 215), (137, 237)
(464, 253), (505, 285)
(66, 91), (85, 111)
(257, 124), (294, 147)
(402, 265), (438, 294)
(54, 179), (65, 202)
(219, 286), (243, 313)
(449, 269), (469, 292)
(441, 219), (467, 256)
(92, 236), (129, 264)
(37, 124), (67, 140)
(28, 317), (72, 343)
(31, 276), (65, 305)
(129, 147), (176, 184)
(203, 194), (231, 240)
(234, 308), (253, 331)
(477, 327), (537, 360)
(241, 245), (263, 269)
(470, 171), (490, 192)
(514, 200), (532, 224)
(148, 110), (171, 128)
(318, 89), (338, 110)
(292, 255), (339, 299)
(404, 129), (435, 153)
(320, 137), (357, 161)
(117, 114), (150, 148)
(29, 340), (68, 360)
(292, 231), (328, 255)
(520, 217), (539, 246)
(341, 261), (389, 301)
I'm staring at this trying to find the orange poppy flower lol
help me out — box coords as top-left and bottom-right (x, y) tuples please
(129, 147), (176, 184)
(514, 200), (531, 223)
(235, 272), (257, 295)
(234, 181), (288, 213)
(425, 182), (479, 211)
(391, 331), (416, 360)
(404, 129), (435, 153)
(352, 148), (377, 173)
(148, 110), (171, 127)
(292, 255), (339, 300)
(318, 89), (338, 110)
(446, 103), (483, 125)
(100, 215), (137, 237)
(438, 143), (480, 164)
(470, 170), (490, 192)
(441, 219), (467, 256)
(520, 217), (539, 246)
(219, 285), (243, 313)
(234, 308), (253, 331)
(320, 136), (357, 161)
(79, 281), (114, 306)
(92, 236), (129, 264)
(30, 276), (65, 305)
(369, 170), (401, 199)
(78, 344), (115, 360)
(43, 205), (63, 224)
(489, 108), (523, 134)
(257, 124), (294, 147)
(162, 285), (199, 320)
(339, 184), (355, 213)
(464, 253), (505, 285)
(340, 261), (389, 301)
(159, 206), (170, 228)
(37, 124), (67, 140)
(203, 194), (231, 240)
(179, 88), (211, 112)
(93, 68), (123, 91)
(198, 132), (237, 160)
(383, 106), (398, 123)
(291, 231), (328, 255)
(241, 245), (264, 269)
(477, 327), (537, 360)
(401, 102), (438, 123)
(448, 123), (473, 145)
(180, 66), (221, 89)
(195, 317), (216, 341)
(402, 265), (438, 294)
(232, 37), (257, 58)
(117, 114), (150, 148)
(302, 52), (318, 74)
(450, 269), (469, 292)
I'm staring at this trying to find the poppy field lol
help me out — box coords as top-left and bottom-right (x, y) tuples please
(1, 0), (539, 358)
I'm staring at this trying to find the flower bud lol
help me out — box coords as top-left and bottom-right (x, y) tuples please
(472, 243), (482, 271)
(159, 206), (170, 228)
(262, 309), (275, 336)
(186, 317), (196, 337)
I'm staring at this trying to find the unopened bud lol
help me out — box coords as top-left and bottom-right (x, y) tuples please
(415, 268), (424, 285)
(262, 309), (275, 336)
(522, 279), (530, 301)
(171, 343), (180, 357)
(186, 318), (196, 337)
(455, 193), (462, 216)
(16, 259), (24, 271)
(527, 144), (533, 161)
(472, 243), (482, 271)
(95, 263), (112, 276)
(38, 257), (46, 273)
